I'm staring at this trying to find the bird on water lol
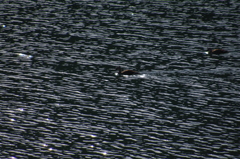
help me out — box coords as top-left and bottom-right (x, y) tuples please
(116, 66), (139, 75)
(206, 48), (228, 56)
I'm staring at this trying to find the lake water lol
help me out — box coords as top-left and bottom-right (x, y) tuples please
(1, 0), (240, 158)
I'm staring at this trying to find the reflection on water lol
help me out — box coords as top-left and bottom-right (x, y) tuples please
(1, 0), (240, 158)
(115, 72), (147, 79)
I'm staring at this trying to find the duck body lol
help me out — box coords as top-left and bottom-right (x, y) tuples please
(207, 48), (228, 56)
(116, 66), (139, 75)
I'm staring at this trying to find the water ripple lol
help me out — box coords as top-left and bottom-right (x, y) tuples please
(1, 0), (240, 158)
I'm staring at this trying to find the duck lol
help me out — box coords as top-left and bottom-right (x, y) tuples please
(206, 48), (228, 56)
(116, 66), (139, 75)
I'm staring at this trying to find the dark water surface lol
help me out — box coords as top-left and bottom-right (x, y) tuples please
(1, 0), (240, 158)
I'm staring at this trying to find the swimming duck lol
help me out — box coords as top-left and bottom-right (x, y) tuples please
(206, 48), (228, 56)
(116, 66), (139, 75)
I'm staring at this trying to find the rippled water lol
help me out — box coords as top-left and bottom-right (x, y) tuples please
(1, 0), (240, 158)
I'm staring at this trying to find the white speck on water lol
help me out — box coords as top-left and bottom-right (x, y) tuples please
(90, 134), (97, 138)
(18, 53), (33, 59)
(17, 108), (24, 112)
(42, 144), (48, 147)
